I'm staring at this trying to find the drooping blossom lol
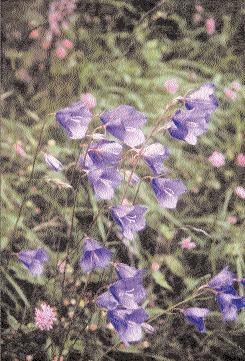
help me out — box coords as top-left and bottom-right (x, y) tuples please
(100, 105), (147, 147)
(44, 153), (63, 171)
(180, 237), (196, 249)
(35, 303), (57, 331)
(185, 83), (218, 112)
(235, 186), (245, 200)
(164, 79), (179, 94)
(206, 18), (216, 35)
(138, 143), (169, 175)
(208, 267), (235, 292)
(115, 263), (145, 280)
(235, 153), (245, 167)
(18, 249), (48, 276)
(62, 39), (73, 49)
(111, 205), (147, 240)
(224, 87), (236, 100)
(55, 47), (67, 59)
(216, 292), (245, 321)
(81, 93), (97, 110)
(208, 151), (225, 168)
(183, 307), (210, 333)
(151, 178), (186, 209)
(87, 140), (123, 168)
(56, 101), (92, 139)
(107, 308), (153, 346)
(87, 167), (122, 200)
(79, 238), (112, 273)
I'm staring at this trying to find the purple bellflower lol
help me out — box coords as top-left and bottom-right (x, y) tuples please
(208, 267), (235, 292)
(56, 101), (92, 139)
(79, 238), (112, 273)
(151, 178), (186, 209)
(240, 279), (245, 286)
(115, 263), (145, 280)
(216, 292), (245, 321)
(185, 83), (218, 111)
(139, 143), (169, 175)
(87, 140), (123, 167)
(111, 205), (147, 240)
(100, 105), (147, 147)
(44, 153), (63, 171)
(107, 308), (154, 346)
(18, 249), (48, 276)
(87, 167), (122, 200)
(183, 307), (210, 333)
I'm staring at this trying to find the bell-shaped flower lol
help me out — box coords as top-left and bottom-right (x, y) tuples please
(56, 101), (92, 139)
(44, 154), (63, 171)
(138, 143), (169, 175)
(18, 249), (49, 276)
(87, 167), (122, 200)
(79, 238), (112, 273)
(208, 267), (235, 292)
(100, 105), (147, 147)
(185, 83), (218, 112)
(151, 178), (186, 209)
(87, 140), (123, 167)
(115, 263), (145, 280)
(111, 205), (147, 240)
(183, 307), (210, 333)
(216, 292), (245, 321)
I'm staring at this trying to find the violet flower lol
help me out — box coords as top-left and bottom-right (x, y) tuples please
(79, 238), (112, 273)
(115, 263), (145, 280)
(87, 167), (122, 200)
(18, 249), (48, 276)
(139, 143), (169, 175)
(151, 178), (186, 209)
(216, 292), (245, 321)
(87, 140), (123, 168)
(183, 307), (210, 333)
(111, 205), (147, 240)
(208, 267), (235, 292)
(44, 154), (63, 171)
(100, 105), (147, 147)
(56, 101), (92, 139)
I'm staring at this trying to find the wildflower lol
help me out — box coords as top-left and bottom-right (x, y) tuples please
(100, 105), (147, 147)
(87, 167), (122, 200)
(62, 39), (73, 49)
(208, 151), (225, 168)
(87, 140), (123, 168)
(151, 262), (160, 272)
(208, 267), (235, 292)
(109, 278), (147, 309)
(206, 18), (216, 35)
(55, 47), (67, 59)
(115, 263), (145, 280)
(235, 186), (245, 200)
(124, 170), (140, 186)
(224, 87), (236, 100)
(14, 141), (27, 158)
(44, 154), (63, 171)
(139, 143), (169, 175)
(18, 249), (48, 276)
(183, 307), (209, 332)
(216, 292), (245, 321)
(185, 83), (218, 112)
(56, 101), (92, 139)
(79, 238), (112, 273)
(29, 29), (39, 39)
(180, 237), (196, 249)
(111, 205), (147, 240)
(151, 178), (186, 209)
(236, 153), (245, 167)
(164, 79), (179, 94)
(227, 215), (237, 225)
(80, 93), (97, 110)
(35, 303), (57, 331)
(107, 308), (153, 346)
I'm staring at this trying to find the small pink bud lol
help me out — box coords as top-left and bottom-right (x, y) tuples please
(206, 18), (215, 35)
(224, 87), (236, 100)
(236, 153), (245, 167)
(63, 39), (73, 49)
(193, 13), (202, 24)
(42, 41), (51, 50)
(208, 151), (225, 168)
(14, 141), (27, 158)
(81, 93), (97, 110)
(151, 262), (160, 272)
(29, 29), (39, 39)
(55, 47), (67, 59)
(235, 186), (245, 200)
(195, 4), (204, 13)
(164, 78), (179, 94)
(227, 215), (237, 224)
(180, 237), (196, 250)
(231, 81), (241, 92)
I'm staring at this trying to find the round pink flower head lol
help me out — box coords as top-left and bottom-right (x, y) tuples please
(235, 186), (245, 200)
(180, 237), (196, 249)
(206, 18), (215, 35)
(81, 93), (97, 110)
(55, 47), (67, 59)
(35, 303), (57, 331)
(29, 29), (39, 40)
(164, 78), (179, 94)
(208, 151), (225, 168)
(224, 87), (236, 100)
(63, 39), (73, 49)
(236, 153), (245, 167)
(227, 215), (237, 225)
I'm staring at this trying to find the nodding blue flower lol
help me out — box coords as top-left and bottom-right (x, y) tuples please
(56, 101), (92, 139)
(168, 83), (218, 145)
(151, 178), (186, 209)
(44, 153), (63, 171)
(107, 308), (154, 346)
(139, 143), (169, 175)
(208, 267), (235, 292)
(240, 278), (245, 286)
(79, 238), (112, 273)
(183, 307), (210, 333)
(216, 292), (245, 321)
(111, 205), (147, 240)
(97, 289), (119, 310)
(18, 249), (49, 276)
(115, 263), (145, 280)
(100, 105), (147, 147)
(87, 167), (122, 200)
(87, 140), (123, 168)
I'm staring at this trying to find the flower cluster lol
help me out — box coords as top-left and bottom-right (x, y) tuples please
(35, 303), (57, 331)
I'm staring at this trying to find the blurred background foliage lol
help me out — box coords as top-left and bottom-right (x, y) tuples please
(1, 0), (245, 360)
